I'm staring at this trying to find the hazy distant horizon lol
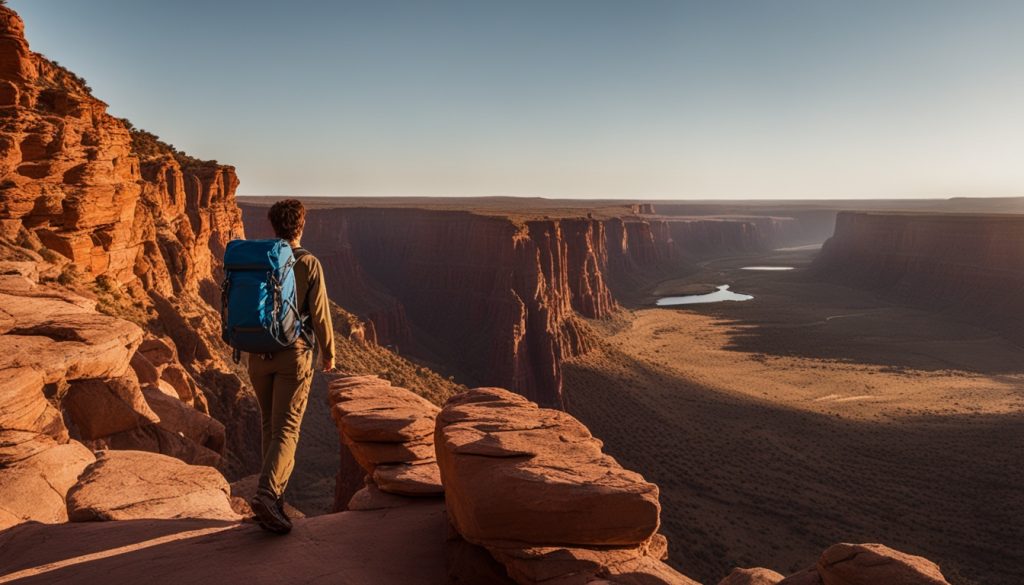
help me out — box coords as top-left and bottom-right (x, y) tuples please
(237, 193), (1024, 202)
(10, 0), (1024, 200)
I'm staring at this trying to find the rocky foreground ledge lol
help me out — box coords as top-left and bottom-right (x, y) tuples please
(325, 378), (954, 585)
(0, 372), (955, 584)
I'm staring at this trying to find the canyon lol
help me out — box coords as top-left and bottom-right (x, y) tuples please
(240, 200), (809, 408)
(0, 3), (1019, 585)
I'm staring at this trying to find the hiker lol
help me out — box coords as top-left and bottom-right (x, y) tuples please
(222, 198), (335, 534)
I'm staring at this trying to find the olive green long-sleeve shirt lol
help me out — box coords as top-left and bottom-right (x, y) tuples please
(293, 250), (334, 362)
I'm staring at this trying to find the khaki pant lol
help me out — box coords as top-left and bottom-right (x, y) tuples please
(247, 346), (314, 498)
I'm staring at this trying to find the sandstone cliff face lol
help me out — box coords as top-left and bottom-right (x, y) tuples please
(242, 204), (787, 408)
(244, 207), (607, 408)
(0, 6), (257, 477)
(814, 211), (1024, 343)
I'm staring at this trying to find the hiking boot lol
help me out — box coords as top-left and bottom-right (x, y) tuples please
(251, 489), (291, 534)
(276, 496), (292, 525)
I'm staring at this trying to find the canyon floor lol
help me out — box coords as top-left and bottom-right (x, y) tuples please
(563, 246), (1024, 585)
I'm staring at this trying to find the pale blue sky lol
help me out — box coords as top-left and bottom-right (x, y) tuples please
(9, 1), (1024, 199)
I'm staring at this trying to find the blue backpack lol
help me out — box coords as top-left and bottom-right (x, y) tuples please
(220, 239), (309, 360)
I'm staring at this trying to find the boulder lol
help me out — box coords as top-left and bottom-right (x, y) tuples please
(817, 543), (949, 585)
(0, 441), (94, 529)
(436, 387), (691, 585)
(436, 387), (660, 547)
(720, 567), (785, 585)
(66, 450), (240, 522)
(62, 373), (160, 440)
(140, 384), (225, 453)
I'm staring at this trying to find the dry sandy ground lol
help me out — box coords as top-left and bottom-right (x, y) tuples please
(564, 248), (1024, 585)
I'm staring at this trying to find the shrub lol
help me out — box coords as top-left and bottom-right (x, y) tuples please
(56, 264), (79, 285)
(38, 247), (63, 263)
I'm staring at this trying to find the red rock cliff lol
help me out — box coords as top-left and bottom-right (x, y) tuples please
(0, 6), (257, 477)
(243, 204), (790, 408)
(244, 207), (603, 408)
(814, 211), (1024, 343)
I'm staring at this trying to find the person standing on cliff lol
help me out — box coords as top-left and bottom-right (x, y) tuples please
(249, 199), (335, 534)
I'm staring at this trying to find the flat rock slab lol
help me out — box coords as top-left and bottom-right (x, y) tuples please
(65, 450), (239, 522)
(0, 501), (447, 585)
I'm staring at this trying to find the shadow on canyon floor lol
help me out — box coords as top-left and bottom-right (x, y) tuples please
(564, 348), (1024, 585)
(566, 247), (1024, 585)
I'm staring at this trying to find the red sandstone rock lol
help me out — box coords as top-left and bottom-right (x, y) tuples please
(327, 375), (444, 499)
(66, 450), (240, 522)
(140, 384), (225, 454)
(816, 543), (949, 585)
(0, 441), (94, 529)
(435, 387), (689, 584)
(776, 568), (823, 585)
(84, 423), (221, 467)
(719, 567), (785, 585)
(0, 502), (448, 584)
(63, 373), (159, 440)
(0, 3), (255, 478)
(372, 462), (444, 496)
(437, 387), (660, 547)
(347, 482), (418, 511)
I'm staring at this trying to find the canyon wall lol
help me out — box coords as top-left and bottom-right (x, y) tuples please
(814, 211), (1024, 343)
(243, 204), (794, 407)
(0, 6), (258, 477)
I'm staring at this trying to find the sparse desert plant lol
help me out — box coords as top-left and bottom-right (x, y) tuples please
(56, 263), (79, 285)
(37, 246), (63, 263)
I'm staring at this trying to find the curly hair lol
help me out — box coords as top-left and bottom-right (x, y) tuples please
(268, 199), (305, 241)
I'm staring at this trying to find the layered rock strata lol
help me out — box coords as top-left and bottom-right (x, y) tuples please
(0, 4), (256, 477)
(814, 211), (1024, 344)
(326, 375), (444, 511)
(435, 387), (698, 584)
(242, 204), (791, 407)
(0, 262), (232, 529)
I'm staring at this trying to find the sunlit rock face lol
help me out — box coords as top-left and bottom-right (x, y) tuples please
(0, 4), (258, 479)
